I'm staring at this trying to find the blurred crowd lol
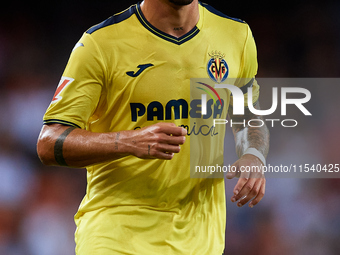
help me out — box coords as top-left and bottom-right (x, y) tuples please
(0, 0), (339, 254)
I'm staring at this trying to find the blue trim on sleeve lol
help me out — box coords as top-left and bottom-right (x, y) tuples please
(43, 119), (82, 129)
(239, 78), (254, 94)
(86, 5), (136, 34)
(200, 2), (245, 23)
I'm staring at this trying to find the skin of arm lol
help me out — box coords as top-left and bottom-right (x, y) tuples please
(226, 101), (270, 208)
(37, 122), (187, 168)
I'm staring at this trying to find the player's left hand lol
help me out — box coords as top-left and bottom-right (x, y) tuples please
(226, 154), (265, 208)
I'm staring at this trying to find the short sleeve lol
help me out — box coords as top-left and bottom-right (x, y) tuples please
(43, 33), (105, 129)
(231, 25), (260, 107)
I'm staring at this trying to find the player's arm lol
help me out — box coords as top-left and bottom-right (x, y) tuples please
(226, 101), (270, 208)
(37, 122), (187, 168)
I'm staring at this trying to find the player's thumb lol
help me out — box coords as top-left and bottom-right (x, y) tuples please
(226, 162), (239, 179)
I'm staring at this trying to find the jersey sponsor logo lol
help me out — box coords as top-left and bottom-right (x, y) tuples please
(126, 63), (154, 77)
(130, 98), (224, 122)
(51, 77), (74, 103)
(130, 98), (224, 136)
(207, 51), (229, 83)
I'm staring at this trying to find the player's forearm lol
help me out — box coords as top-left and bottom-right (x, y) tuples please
(37, 124), (131, 168)
(37, 123), (186, 168)
(230, 102), (270, 159)
(232, 123), (269, 159)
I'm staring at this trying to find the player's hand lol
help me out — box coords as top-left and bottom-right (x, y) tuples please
(129, 122), (187, 160)
(226, 154), (265, 208)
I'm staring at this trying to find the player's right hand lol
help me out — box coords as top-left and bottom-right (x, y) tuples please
(127, 122), (187, 160)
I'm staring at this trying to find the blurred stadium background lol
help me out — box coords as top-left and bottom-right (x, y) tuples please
(0, 0), (339, 254)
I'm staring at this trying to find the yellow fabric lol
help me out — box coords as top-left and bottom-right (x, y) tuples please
(43, 2), (259, 254)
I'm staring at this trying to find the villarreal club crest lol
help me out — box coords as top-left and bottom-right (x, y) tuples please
(207, 51), (229, 83)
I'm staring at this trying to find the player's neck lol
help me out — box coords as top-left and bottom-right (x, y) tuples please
(140, 0), (199, 38)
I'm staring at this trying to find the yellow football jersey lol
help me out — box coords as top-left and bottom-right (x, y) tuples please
(43, 2), (259, 254)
